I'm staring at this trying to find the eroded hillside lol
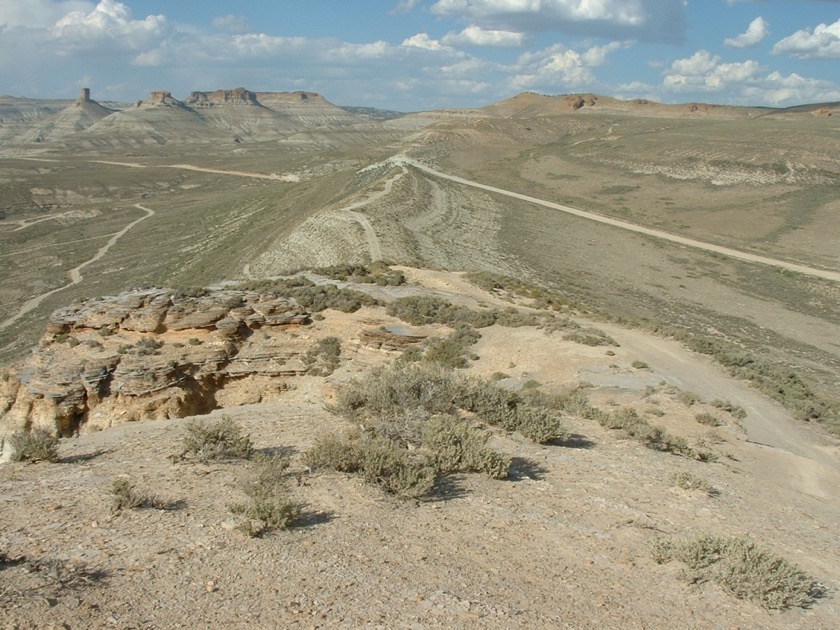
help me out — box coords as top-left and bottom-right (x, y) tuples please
(1, 267), (838, 628)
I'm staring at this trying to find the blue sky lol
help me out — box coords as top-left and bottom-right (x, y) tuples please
(1, 0), (839, 110)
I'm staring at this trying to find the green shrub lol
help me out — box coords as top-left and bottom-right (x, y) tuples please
(230, 454), (302, 536)
(654, 535), (822, 610)
(235, 277), (379, 313)
(421, 325), (481, 368)
(334, 363), (459, 420)
(110, 478), (173, 512)
(422, 415), (509, 478)
(303, 336), (342, 376)
(7, 429), (59, 463)
(695, 412), (723, 427)
(304, 431), (436, 499)
(334, 363), (568, 445)
(710, 399), (747, 420)
(313, 263), (406, 286)
(178, 416), (254, 462)
(386, 296), (496, 328)
(359, 436), (437, 498)
(672, 471), (716, 495)
(303, 430), (366, 473)
(631, 360), (649, 369)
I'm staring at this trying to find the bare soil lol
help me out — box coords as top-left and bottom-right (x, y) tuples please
(2, 270), (838, 629)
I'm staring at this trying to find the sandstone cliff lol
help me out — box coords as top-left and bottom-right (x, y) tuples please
(0, 287), (317, 449)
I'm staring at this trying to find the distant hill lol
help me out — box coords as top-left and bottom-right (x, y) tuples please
(482, 92), (774, 119)
(1, 88), (836, 149)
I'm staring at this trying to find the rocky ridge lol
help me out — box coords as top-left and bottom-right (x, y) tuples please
(0, 287), (327, 450)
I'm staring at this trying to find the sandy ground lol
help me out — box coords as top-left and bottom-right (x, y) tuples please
(2, 270), (838, 629)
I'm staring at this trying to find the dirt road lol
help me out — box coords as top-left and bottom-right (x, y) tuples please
(397, 157), (840, 283)
(0, 204), (155, 331)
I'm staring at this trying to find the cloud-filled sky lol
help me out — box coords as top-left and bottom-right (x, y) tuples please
(1, 0), (839, 110)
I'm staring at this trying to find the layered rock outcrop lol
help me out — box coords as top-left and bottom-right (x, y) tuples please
(0, 288), (314, 452)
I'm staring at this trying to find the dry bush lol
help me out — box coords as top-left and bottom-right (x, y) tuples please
(7, 429), (59, 463)
(421, 415), (509, 479)
(654, 535), (823, 610)
(178, 416), (254, 462)
(672, 471), (717, 496)
(304, 430), (436, 499)
(303, 336), (342, 376)
(710, 399), (747, 420)
(695, 412), (723, 427)
(230, 454), (303, 536)
(110, 478), (176, 513)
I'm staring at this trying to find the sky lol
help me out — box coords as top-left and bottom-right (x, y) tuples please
(1, 0), (839, 111)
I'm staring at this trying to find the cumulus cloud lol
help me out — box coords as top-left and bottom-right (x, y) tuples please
(0, 0), (92, 28)
(664, 50), (760, 91)
(212, 15), (250, 34)
(510, 41), (625, 90)
(51, 0), (168, 52)
(724, 16), (769, 48)
(431, 0), (687, 43)
(662, 48), (840, 105)
(402, 32), (450, 51)
(773, 18), (840, 59)
(442, 25), (526, 47)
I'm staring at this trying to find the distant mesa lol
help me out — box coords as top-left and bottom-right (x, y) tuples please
(136, 90), (192, 110)
(186, 87), (262, 108)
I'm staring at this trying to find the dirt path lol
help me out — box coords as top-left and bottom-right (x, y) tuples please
(0, 204), (154, 331)
(596, 321), (840, 497)
(165, 164), (298, 181)
(397, 158), (840, 283)
(336, 166), (406, 261)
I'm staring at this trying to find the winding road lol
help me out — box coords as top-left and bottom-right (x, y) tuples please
(0, 203), (155, 331)
(393, 156), (840, 284)
(337, 165), (407, 261)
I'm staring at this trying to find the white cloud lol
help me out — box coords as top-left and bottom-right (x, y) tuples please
(391, 0), (422, 13)
(741, 71), (840, 105)
(724, 16), (769, 48)
(773, 18), (840, 59)
(51, 0), (168, 51)
(443, 25), (526, 47)
(0, 0), (92, 28)
(402, 33), (449, 51)
(431, 0), (686, 43)
(664, 51), (761, 91)
(662, 48), (840, 105)
(510, 41), (624, 90)
(212, 15), (250, 34)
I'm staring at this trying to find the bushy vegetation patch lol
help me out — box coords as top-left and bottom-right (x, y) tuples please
(236, 277), (379, 313)
(710, 399), (747, 420)
(386, 295), (496, 328)
(695, 412), (723, 427)
(553, 387), (715, 460)
(110, 478), (177, 513)
(7, 429), (59, 463)
(654, 535), (823, 610)
(403, 324), (482, 368)
(672, 471), (717, 496)
(422, 415), (510, 479)
(652, 325), (838, 433)
(177, 416), (254, 462)
(338, 363), (569, 444)
(312, 262), (406, 286)
(465, 271), (595, 314)
(307, 362), (574, 497)
(229, 454), (303, 536)
(303, 336), (342, 376)
(304, 430), (437, 499)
